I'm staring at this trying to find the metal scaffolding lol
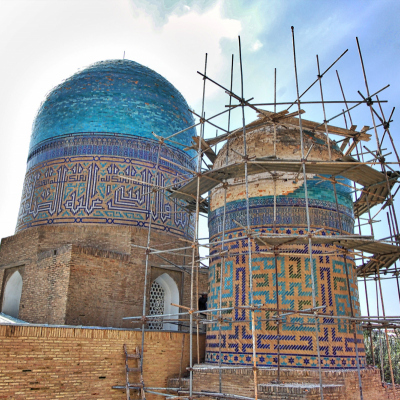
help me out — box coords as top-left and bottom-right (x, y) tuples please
(119, 28), (400, 400)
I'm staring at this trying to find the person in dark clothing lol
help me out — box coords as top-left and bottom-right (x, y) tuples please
(198, 293), (208, 312)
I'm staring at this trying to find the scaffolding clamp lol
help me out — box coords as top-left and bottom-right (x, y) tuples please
(220, 250), (228, 257)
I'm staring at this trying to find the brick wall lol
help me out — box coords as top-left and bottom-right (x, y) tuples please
(0, 227), (39, 267)
(21, 245), (71, 324)
(211, 126), (343, 211)
(0, 242), (71, 325)
(65, 245), (138, 329)
(192, 366), (400, 400)
(0, 324), (205, 400)
(0, 225), (208, 328)
(36, 225), (132, 254)
(181, 267), (209, 310)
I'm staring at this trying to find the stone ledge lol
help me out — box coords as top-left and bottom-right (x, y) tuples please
(71, 244), (130, 261)
(192, 363), (377, 380)
(168, 377), (190, 389)
(259, 383), (343, 394)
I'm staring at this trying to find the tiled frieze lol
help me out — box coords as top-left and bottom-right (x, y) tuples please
(27, 134), (196, 172)
(208, 184), (354, 237)
(17, 146), (192, 236)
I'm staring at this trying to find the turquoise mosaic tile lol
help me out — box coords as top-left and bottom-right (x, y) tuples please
(29, 60), (196, 156)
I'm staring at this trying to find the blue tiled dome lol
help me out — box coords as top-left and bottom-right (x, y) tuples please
(29, 59), (196, 154)
(17, 60), (195, 235)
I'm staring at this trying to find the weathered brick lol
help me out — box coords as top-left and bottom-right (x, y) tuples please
(0, 324), (205, 400)
(0, 225), (208, 328)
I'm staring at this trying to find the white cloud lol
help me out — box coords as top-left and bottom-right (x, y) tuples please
(127, 0), (242, 106)
(251, 39), (263, 52)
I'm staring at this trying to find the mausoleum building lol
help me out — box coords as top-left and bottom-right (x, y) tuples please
(0, 60), (207, 329)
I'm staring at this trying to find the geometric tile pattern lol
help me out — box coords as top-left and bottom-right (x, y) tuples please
(27, 134), (196, 172)
(206, 235), (365, 369)
(209, 176), (354, 237)
(207, 180), (365, 369)
(205, 351), (364, 369)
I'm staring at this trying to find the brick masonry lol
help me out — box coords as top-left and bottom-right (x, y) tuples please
(192, 365), (400, 400)
(0, 224), (208, 328)
(0, 58), (210, 399)
(0, 323), (205, 399)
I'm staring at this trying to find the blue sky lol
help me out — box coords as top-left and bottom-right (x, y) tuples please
(0, 0), (399, 315)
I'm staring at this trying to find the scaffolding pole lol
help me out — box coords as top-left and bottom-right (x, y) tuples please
(116, 26), (400, 400)
(291, 25), (324, 400)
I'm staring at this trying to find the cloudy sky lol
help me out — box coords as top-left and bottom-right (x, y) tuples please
(0, 0), (399, 315)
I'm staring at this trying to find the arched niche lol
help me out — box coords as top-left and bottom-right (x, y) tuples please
(1, 271), (23, 318)
(148, 273), (179, 331)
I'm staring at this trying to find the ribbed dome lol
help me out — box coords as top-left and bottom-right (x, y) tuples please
(29, 59), (196, 154)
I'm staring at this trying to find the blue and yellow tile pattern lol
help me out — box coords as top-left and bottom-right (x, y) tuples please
(207, 172), (365, 369)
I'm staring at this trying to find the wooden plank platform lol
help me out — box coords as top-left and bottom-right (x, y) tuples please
(169, 157), (395, 205)
(203, 111), (371, 148)
(354, 171), (399, 218)
(254, 234), (400, 277)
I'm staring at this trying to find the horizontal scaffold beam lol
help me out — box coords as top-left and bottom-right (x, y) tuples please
(170, 157), (399, 215)
(203, 110), (371, 148)
(356, 252), (400, 277)
(254, 234), (400, 266)
(243, 234), (400, 278)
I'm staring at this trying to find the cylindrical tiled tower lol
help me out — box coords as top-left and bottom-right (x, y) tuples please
(206, 124), (365, 370)
(17, 60), (195, 236)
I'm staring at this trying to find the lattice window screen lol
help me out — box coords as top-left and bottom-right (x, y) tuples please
(148, 280), (165, 330)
